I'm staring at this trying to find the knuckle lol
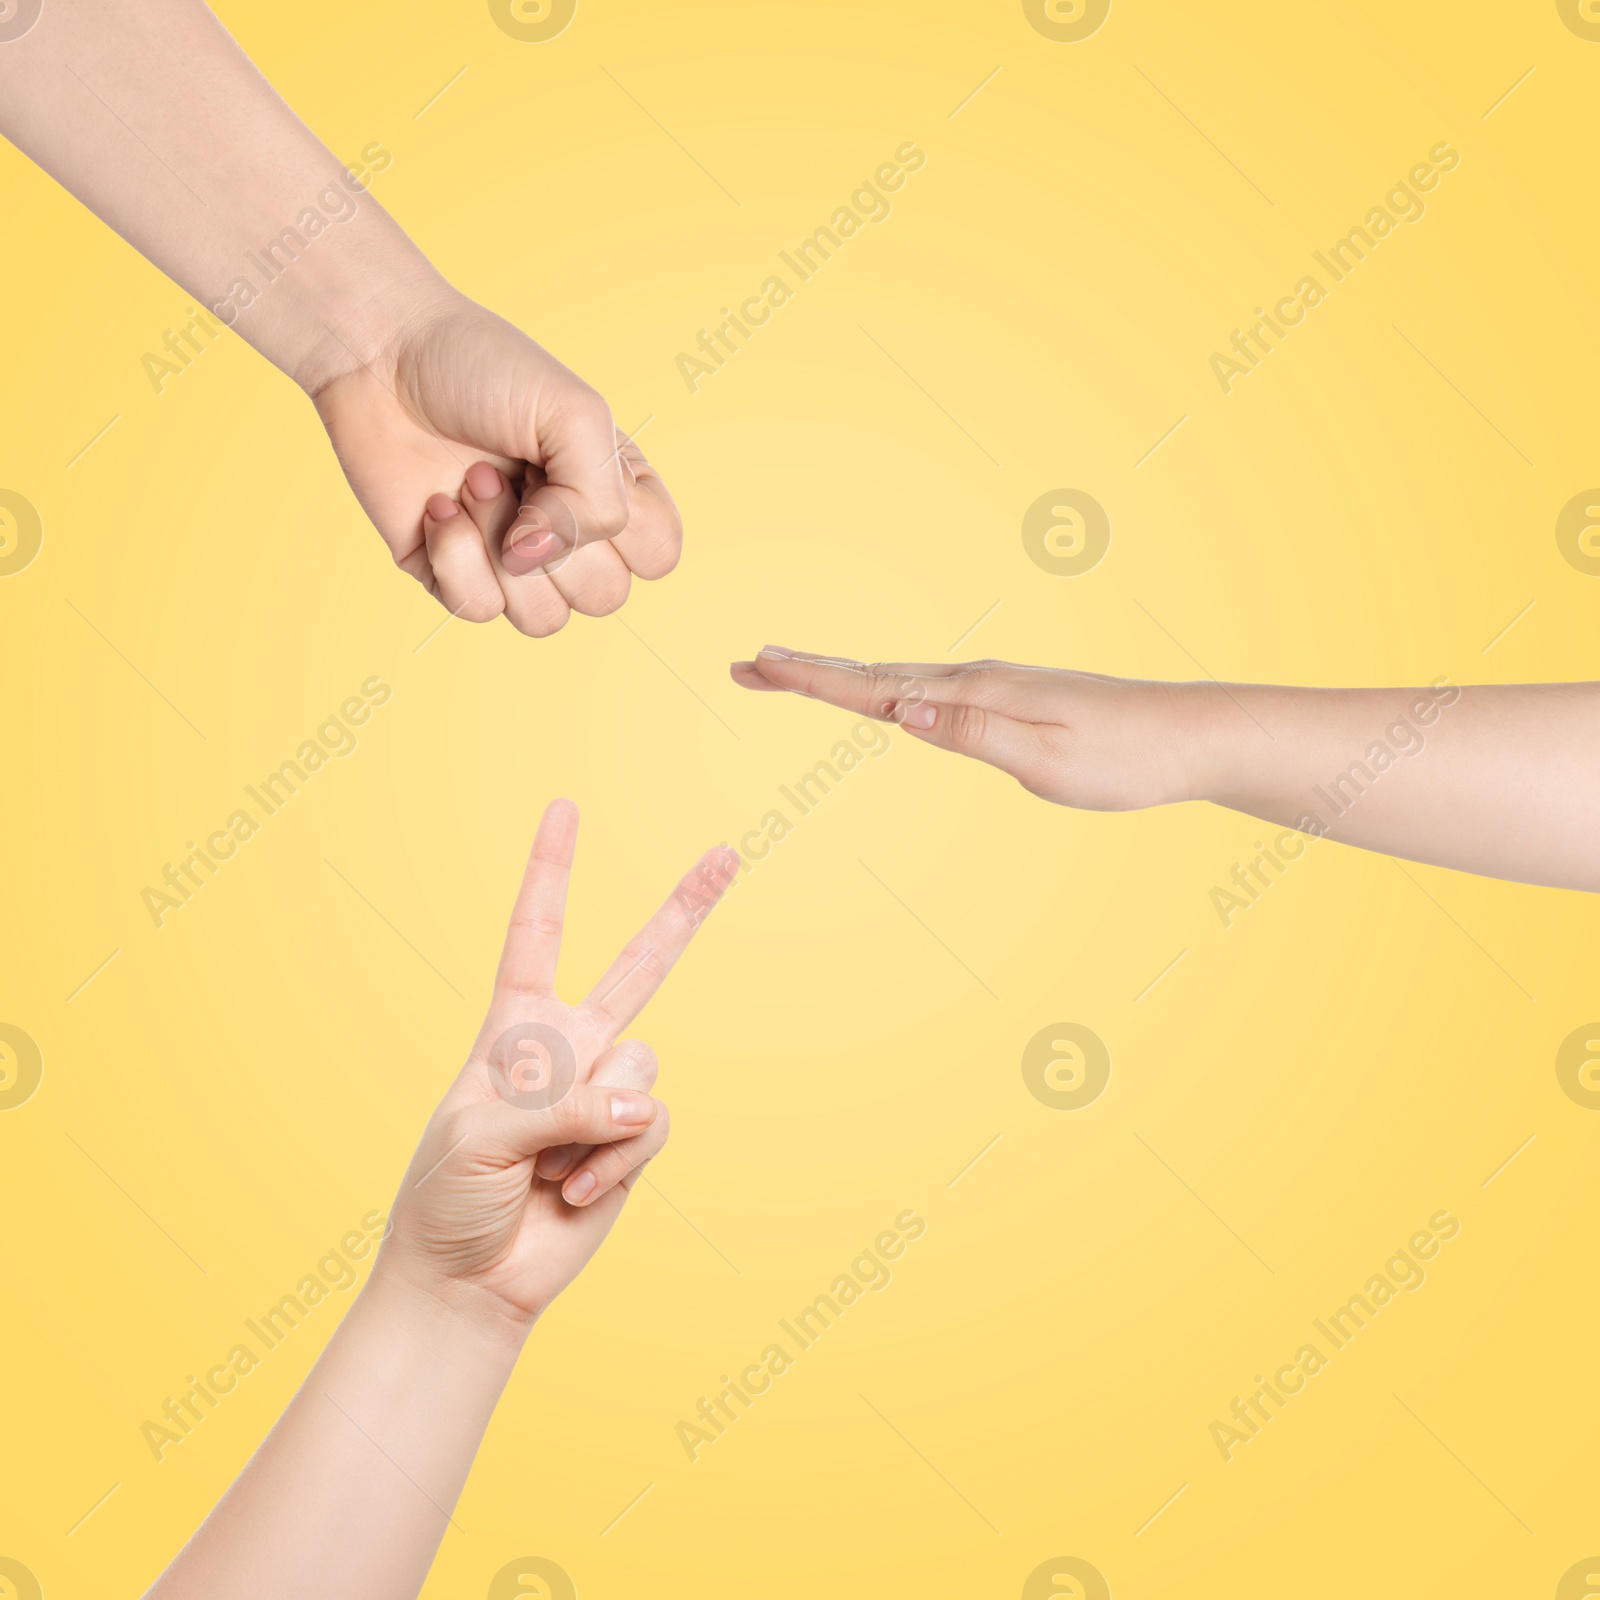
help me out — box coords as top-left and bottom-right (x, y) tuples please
(617, 1039), (659, 1079)
(587, 499), (629, 540)
(948, 703), (987, 746)
(456, 589), (506, 624)
(510, 602), (570, 639)
(512, 910), (564, 942)
(548, 1091), (588, 1139)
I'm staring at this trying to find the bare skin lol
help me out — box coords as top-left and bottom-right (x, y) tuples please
(731, 648), (1600, 892)
(143, 802), (738, 1599)
(0, 1), (680, 632)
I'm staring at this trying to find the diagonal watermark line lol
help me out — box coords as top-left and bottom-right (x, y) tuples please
(66, 415), (121, 469)
(1133, 599), (1276, 743)
(325, 861), (466, 999)
(859, 1393), (1000, 1534)
(1481, 1132), (1536, 1189)
(948, 65), (1003, 120)
(1133, 65), (1274, 206)
(1134, 1132), (1275, 1275)
(65, 1134), (207, 1274)
(66, 948), (121, 1004)
(859, 859), (1000, 1000)
(67, 601), (207, 739)
(414, 595), (476, 654)
(1133, 948), (1188, 1004)
(1480, 599), (1535, 654)
(947, 599), (1002, 655)
(1393, 1393), (1534, 1534)
(613, 615), (742, 739)
(859, 326), (1000, 466)
(65, 1482), (120, 1537)
(412, 1132), (471, 1191)
(1392, 326), (1534, 467)
(415, 65), (469, 120)
(1133, 1481), (1188, 1537)
(1389, 859), (1533, 1001)
(1481, 65), (1536, 120)
(599, 1481), (655, 1537)
(601, 66), (742, 206)
(65, 65), (208, 207)
(948, 1131), (1004, 1187)
(593, 945), (658, 1011)
(325, 1393), (465, 1533)
(1133, 414), (1189, 470)
(599, 414), (657, 470)
(639, 1176), (742, 1275)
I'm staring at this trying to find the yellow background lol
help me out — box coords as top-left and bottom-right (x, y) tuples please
(3, 0), (1599, 1594)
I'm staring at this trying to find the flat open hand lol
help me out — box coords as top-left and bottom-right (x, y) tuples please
(376, 800), (738, 1330)
(313, 289), (681, 636)
(731, 646), (1204, 811)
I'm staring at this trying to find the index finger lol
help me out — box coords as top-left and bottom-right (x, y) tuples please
(580, 847), (740, 1042)
(494, 799), (580, 999)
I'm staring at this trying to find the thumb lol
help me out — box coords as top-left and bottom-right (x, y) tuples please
(502, 387), (629, 577)
(890, 695), (1046, 787)
(476, 1082), (659, 1159)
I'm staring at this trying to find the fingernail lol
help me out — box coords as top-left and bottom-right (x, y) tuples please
(758, 645), (795, 659)
(611, 1093), (651, 1125)
(898, 701), (937, 729)
(465, 461), (502, 501)
(510, 512), (554, 560)
(564, 1170), (597, 1203)
(425, 493), (460, 522)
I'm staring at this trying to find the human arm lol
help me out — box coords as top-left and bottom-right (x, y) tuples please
(0, 1), (681, 631)
(731, 648), (1600, 891)
(143, 800), (738, 1598)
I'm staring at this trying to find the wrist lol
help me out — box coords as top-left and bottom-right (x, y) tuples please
(210, 190), (454, 397)
(1177, 680), (1273, 806)
(364, 1258), (538, 1362)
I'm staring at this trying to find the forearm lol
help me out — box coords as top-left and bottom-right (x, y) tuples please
(146, 1268), (529, 1600)
(1189, 681), (1600, 890)
(0, 0), (438, 391)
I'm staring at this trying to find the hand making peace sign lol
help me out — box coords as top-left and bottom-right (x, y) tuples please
(376, 800), (739, 1332)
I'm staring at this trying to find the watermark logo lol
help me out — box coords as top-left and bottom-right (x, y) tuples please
(1022, 0), (1111, 43)
(1557, 0), (1600, 40)
(1556, 489), (1600, 574)
(1022, 1556), (1112, 1599)
(0, 491), (42, 577)
(1022, 489), (1110, 576)
(0, 1), (43, 44)
(1557, 1558), (1600, 1598)
(490, 1023), (577, 1110)
(0, 1025), (42, 1112)
(489, 0), (577, 42)
(488, 1556), (577, 1599)
(1022, 1023), (1110, 1109)
(1556, 1024), (1600, 1110)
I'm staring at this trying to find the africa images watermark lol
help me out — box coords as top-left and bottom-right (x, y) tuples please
(673, 141), (927, 393)
(140, 1208), (387, 1461)
(139, 674), (393, 926)
(1208, 141), (1461, 394)
(1207, 1207), (1460, 1462)
(140, 141), (394, 395)
(1208, 678), (1460, 927)
(673, 1208), (927, 1461)
(722, 714), (897, 891)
